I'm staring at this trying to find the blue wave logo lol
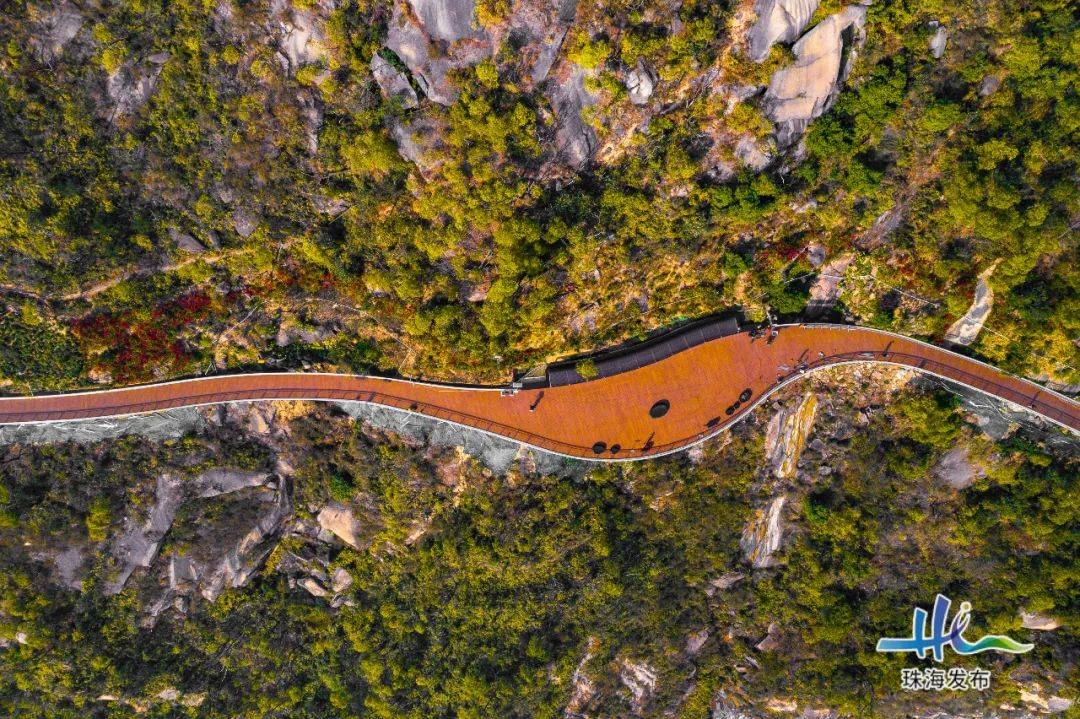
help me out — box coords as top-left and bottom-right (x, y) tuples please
(876, 594), (1033, 662)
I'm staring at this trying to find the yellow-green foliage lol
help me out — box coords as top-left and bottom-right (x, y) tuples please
(567, 31), (611, 70)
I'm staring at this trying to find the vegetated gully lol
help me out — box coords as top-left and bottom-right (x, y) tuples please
(0, 324), (1076, 460)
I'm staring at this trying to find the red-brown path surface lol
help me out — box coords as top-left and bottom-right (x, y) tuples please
(0, 324), (1076, 459)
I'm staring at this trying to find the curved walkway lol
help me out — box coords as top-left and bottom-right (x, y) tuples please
(0, 324), (1076, 460)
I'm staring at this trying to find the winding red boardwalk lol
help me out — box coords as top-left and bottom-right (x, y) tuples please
(0, 324), (1076, 459)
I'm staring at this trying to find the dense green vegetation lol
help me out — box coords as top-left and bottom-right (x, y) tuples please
(0, 0), (1076, 713)
(0, 0), (1074, 387)
(0, 387), (1074, 717)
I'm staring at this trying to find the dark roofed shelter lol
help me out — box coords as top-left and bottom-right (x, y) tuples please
(547, 316), (740, 387)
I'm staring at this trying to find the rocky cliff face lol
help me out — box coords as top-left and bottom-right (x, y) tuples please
(740, 495), (786, 568)
(763, 392), (818, 479)
(745, 0), (820, 62)
(360, 0), (872, 175)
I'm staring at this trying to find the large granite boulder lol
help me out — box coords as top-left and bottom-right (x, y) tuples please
(745, 0), (820, 62)
(317, 503), (365, 548)
(762, 3), (868, 146)
(1020, 610), (1061, 631)
(625, 61), (657, 105)
(932, 446), (983, 489)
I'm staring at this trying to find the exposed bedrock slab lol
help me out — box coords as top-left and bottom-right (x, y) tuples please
(928, 21), (948, 59)
(547, 65), (597, 167)
(370, 53), (419, 108)
(105, 467), (280, 598)
(746, 0), (820, 62)
(386, 0), (491, 105)
(408, 0), (477, 42)
(764, 393), (818, 478)
(807, 253), (853, 316)
(763, 3), (868, 146)
(30, 0), (84, 62)
(741, 495), (786, 568)
(945, 264), (997, 346)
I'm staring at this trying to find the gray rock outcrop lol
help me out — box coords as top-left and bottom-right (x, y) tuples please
(299, 576), (330, 597)
(385, 0), (491, 106)
(1021, 687), (1074, 714)
(51, 546), (86, 590)
(524, 0), (578, 86)
(408, 0), (475, 42)
(857, 205), (906, 249)
(565, 638), (598, 717)
(316, 503), (364, 548)
(746, 0), (820, 62)
(686, 629), (710, 655)
(390, 114), (447, 174)
(625, 62), (656, 105)
(106, 472), (184, 594)
(932, 446), (983, 489)
(807, 253), (852, 316)
(195, 483), (292, 603)
(734, 135), (773, 172)
(1020, 610), (1061, 631)
(371, 53), (419, 109)
(169, 227), (208, 254)
(191, 468), (271, 497)
(928, 21), (948, 59)
(945, 264), (997, 346)
(762, 3), (868, 146)
(232, 208), (259, 238)
(755, 622), (781, 651)
(764, 393), (818, 478)
(104, 465), (285, 615)
(277, 3), (330, 72)
(979, 75), (1001, 97)
(619, 659), (658, 712)
(548, 65), (597, 167)
(106, 60), (164, 118)
(330, 567), (353, 593)
(30, 1), (84, 62)
(740, 495), (786, 568)
(705, 572), (745, 596)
